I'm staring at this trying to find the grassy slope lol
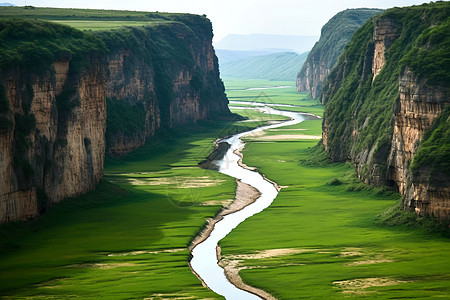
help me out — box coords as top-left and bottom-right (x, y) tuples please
(221, 80), (450, 299)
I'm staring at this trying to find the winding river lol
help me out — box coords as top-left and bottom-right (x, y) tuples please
(190, 106), (318, 299)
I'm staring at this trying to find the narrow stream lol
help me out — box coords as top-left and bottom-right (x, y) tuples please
(190, 107), (317, 299)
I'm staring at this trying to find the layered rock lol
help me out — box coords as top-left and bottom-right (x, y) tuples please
(103, 22), (230, 155)
(322, 3), (450, 221)
(391, 69), (450, 219)
(0, 15), (230, 223)
(371, 18), (399, 80)
(0, 58), (107, 223)
(296, 8), (382, 101)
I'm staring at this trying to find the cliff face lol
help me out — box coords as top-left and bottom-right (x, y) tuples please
(393, 70), (450, 220)
(322, 3), (450, 221)
(0, 58), (107, 223)
(0, 15), (230, 223)
(296, 8), (382, 100)
(102, 20), (230, 155)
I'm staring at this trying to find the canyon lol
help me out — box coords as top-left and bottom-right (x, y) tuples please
(0, 15), (230, 223)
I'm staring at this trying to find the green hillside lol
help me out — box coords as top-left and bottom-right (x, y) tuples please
(220, 51), (309, 81)
(297, 8), (383, 99)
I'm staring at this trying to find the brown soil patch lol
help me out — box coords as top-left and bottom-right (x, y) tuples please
(201, 199), (234, 207)
(108, 248), (184, 257)
(339, 247), (364, 257)
(70, 262), (135, 269)
(126, 176), (224, 188)
(252, 134), (322, 140)
(246, 131), (265, 137)
(348, 259), (394, 266)
(144, 293), (199, 300)
(334, 277), (411, 294)
(268, 128), (307, 131)
(227, 248), (313, 260)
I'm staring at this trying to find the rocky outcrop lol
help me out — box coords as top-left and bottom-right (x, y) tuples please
(389, 68), (447, 195)
(103, 22), (230, 155)
(371, 18), (399, 80)
(296, 8), (382, 100)
(0, 58), (107, 223)
(0, 15), (230, 223)
(390, 68), (450, 219)
(322, 3), (450, 221)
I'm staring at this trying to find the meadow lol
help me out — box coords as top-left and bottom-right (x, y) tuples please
(0, 119), (269, 299)
(221, 79), (450, 299)
(225, 79), (324, 117)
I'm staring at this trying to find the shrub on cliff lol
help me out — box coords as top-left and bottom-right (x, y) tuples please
(411, 106), (450, 182)
(0, 19), (106, 74)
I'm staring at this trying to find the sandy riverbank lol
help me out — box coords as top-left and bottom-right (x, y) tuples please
(189, 178), (261, 251)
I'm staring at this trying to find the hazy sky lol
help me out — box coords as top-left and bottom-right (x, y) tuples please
(7, 0), (435, 42)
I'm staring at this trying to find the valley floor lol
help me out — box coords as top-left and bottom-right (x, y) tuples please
(222, 79), (450, 299)
(0, 79), (448, 299)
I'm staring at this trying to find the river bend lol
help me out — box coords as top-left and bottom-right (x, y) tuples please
(190, 107), (316, 299)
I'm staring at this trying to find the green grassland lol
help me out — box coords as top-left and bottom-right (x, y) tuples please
(1, 74), (448, 299)
(220, 80), (450, 299)
(224, 79), (324, 117)
(0, 119), (270, 299)
(0, 6), (188, 30)
(48, 20), (160, 31)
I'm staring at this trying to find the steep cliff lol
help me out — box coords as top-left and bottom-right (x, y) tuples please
(101, 16), (230, 155)
(322, 2), (450, 221)
(0, 19), (108, 223)
(296, 8), (382, 100)
(0, 14), (230, 223)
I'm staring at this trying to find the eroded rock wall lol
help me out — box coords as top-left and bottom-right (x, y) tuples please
(104, 23), (230, 156)
(0, 15), (230, 223)
(322, 3), (450, 221)
(389, 68), (450, 219)
(0, 58), (107, 223)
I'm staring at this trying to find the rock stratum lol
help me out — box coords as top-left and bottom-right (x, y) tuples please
(0, 14), (230, 223)
(322, 2), (450, 221)
(296, 8), (383, 100)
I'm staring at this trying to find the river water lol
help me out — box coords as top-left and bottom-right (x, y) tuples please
(190, 107), (317, 299)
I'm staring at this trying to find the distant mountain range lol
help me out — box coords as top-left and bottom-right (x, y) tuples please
(217, 50), (309, 81)
(214, 34), (318, 53)
(0, 3), (15, 6)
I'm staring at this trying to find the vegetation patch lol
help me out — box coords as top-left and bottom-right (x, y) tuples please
(106, 97), (146, 143)
(0, 18), (106, 74)
(411, 105), (450, 182)
(375, 200), (450, 237)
